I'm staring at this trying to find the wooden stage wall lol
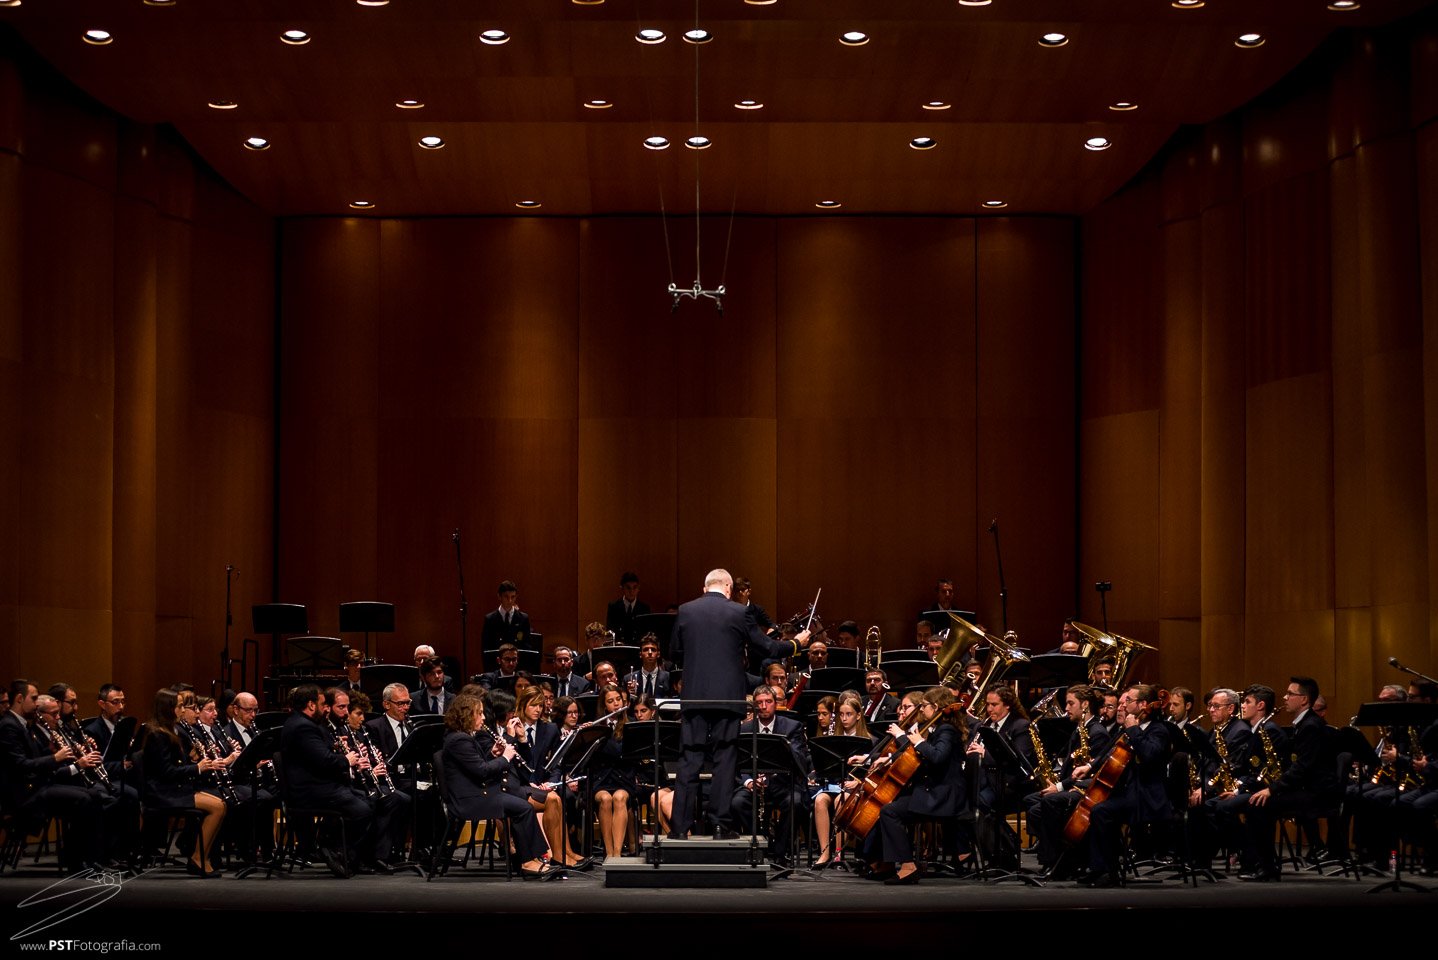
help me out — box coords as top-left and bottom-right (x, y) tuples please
(1077, 22), (1438, 721)
(277, 214), (1078, 673)
(0, 40), (276, 703)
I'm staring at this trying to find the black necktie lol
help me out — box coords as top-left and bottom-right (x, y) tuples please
(645, 673), (653, 696)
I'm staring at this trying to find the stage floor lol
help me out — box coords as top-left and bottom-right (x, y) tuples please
(3, 850), (1432, 947)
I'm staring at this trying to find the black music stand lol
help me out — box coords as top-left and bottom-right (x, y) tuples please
(363, 664), (421, 701)
(479, 648), (542, 676)
(631, 613), (677, 661)
(620, 719), (683, 855)
(735, 732), (803, 874)
(231, 728), (282, 879)
(973, 724), (1043, 887)
(573, 692), (600, 721)
(389, 723), (445, 877)
(920, 608), (978, 632)
(1354, 700), (1438, 894)
(287, 636), (345, 672)
(824, 648), (859, 669)
(588, 645), (642, 681)
(808, 733), (871, 871)
(102, 716), (139, 765)
(338, 601), (395, 661)
(253, 603), (308, 667)
(804, 667), (865, 695)
(560, 724), (617, 867)
(883, 660), (940, 694)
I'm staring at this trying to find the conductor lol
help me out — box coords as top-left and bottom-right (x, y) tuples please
(667, 568), (811, 839)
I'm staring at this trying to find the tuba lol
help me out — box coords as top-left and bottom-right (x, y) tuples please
(1067, 620), (1155, 689)
(940, 613), (1029, 719)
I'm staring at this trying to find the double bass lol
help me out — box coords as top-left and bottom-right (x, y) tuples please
(833, 702), (964, 840)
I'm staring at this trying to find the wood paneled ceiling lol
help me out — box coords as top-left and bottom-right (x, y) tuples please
(3, 0), (1427, 217)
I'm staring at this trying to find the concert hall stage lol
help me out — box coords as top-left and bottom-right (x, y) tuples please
(2, 856), (1430, 947)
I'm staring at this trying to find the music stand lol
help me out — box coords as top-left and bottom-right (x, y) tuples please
(1354, 700), (1438, 894)
(102, 716), (139, 765)
(363, 664), (420, 700)
(804, 667), (866, 695)
(974, 725), (1043, 887)
(882, 660), (940, 693)
(735, 731), (803, 873)
(825, 648), (859, 669)
(588, 645), (642, 680)
(1026, 653), (1089, 689)
(480, 648), (542, 675)
(573, 692), (600, 721)
(253, 603), (308, 666)
(920, 608), (978, 632)
(386, 724), (442, 877)
(231, 727), (282, 879)
(288, 636), (345, 672)
(620, 719), (683, 846)
(338, 601), (395, 661)
(631, 613), (677, 662)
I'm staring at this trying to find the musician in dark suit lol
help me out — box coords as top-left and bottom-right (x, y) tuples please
(623, 634), (672, 699)
(441, 693), (555, 878)
(861, 686), (968, 883)
(550, 646), (592, 698)
(861, 669), (901, 725)
(1239, 675), (1339, 881)
(605, 571), (651, 641)
(668, 568), (810, 839)
(281, 684), (404, 877)
(481, 579), (532, 650)
(967, 685), (1037, 867)
(1085, 682), (1174, 886)
(140, 688), (227, 875)
(478, 644), (523, 692)
(410, 657), (454, 715)
(1027, 684), (1112, 874)
(729, 685), (811, 863)
(1184, 687), (1250, 866)
(84, 682), (135, 787)
(2, 682), (105, 870)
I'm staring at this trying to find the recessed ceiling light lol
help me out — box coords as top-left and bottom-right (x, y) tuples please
(643, 136), (670, 150)
(515, 200), (542, 209)
(1108, 101), (1138, 111)
(958, 1), (993, 6)
(356, 0), (390, 6)
(815, 200), (843, 209)
(207, 100), (239, 111)
(479, 29), (510, 45)
(243, 137), (271, 151)
(1171, 0), (1205, 7)
(922, 101), (951, 111)
(143, 0), (177, 6)
(82, 29), (113, 45)
(1327, 0), (1360, 8)
(744, 0), (778, 5)
(1235, 33), (1265, 48)
(636, 28), (666, 45)
(583, 99), (613, 109)
(685, 135), (712, 150)
(349, 200), (376, 209)
(418, 135), (445, 149)
(734, 99), (764, 110)
(281, 30), (311, 45)
(1038, 32), (1069, 47)
(1084, 136), (1112, 151)
(683, 29), (713, 44)
(573, 0), (605, 5)
(840, 31), (869, 46)
(982, 200), (1008, 209)
(0, 1), (23, 7)
(396, 99), (425, 109)
(909, 137), (936, 150)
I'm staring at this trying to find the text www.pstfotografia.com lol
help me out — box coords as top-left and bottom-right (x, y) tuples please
(18, 943), (161, 953)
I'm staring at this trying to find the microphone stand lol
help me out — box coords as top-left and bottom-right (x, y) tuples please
(1096, 580), (1113, 633)
(453, 529), (469, 681)
(989, 520), (1008, 635)
(213, 564), (237, 698)
(1389, 657), (1438, 686)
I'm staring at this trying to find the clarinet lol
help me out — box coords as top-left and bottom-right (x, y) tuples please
(354, 724), (397, 798)
(490, 721), (534, 778)
(42, 723), (102, 787)
(64, 720), (112, 789)
(185, 722), (240, 805)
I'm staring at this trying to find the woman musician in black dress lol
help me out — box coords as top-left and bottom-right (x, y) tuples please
(140, 689), (228, 877)
(812, 691), (873, 867)
(590, 683), (638, 861)
(858, 686), (967, 884)
(440, 694), (555, 879)
(507, 685), (587, 869)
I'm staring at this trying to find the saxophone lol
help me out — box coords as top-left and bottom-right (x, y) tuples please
(1073, 721), (1093, 765)
(1371, 726), (1398, 786)
(1030, 725), (1058, 788)
(1257, 714), (1284, 786)
(1207, 721), (1239, 793)
(1400, 726), (1423, 793)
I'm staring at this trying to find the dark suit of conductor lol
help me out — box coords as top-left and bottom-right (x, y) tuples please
(669, 589), (799, 837)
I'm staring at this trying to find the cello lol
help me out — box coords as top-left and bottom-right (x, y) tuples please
(833, 702), (964, 840)
(1060, 685), (1166, 845)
